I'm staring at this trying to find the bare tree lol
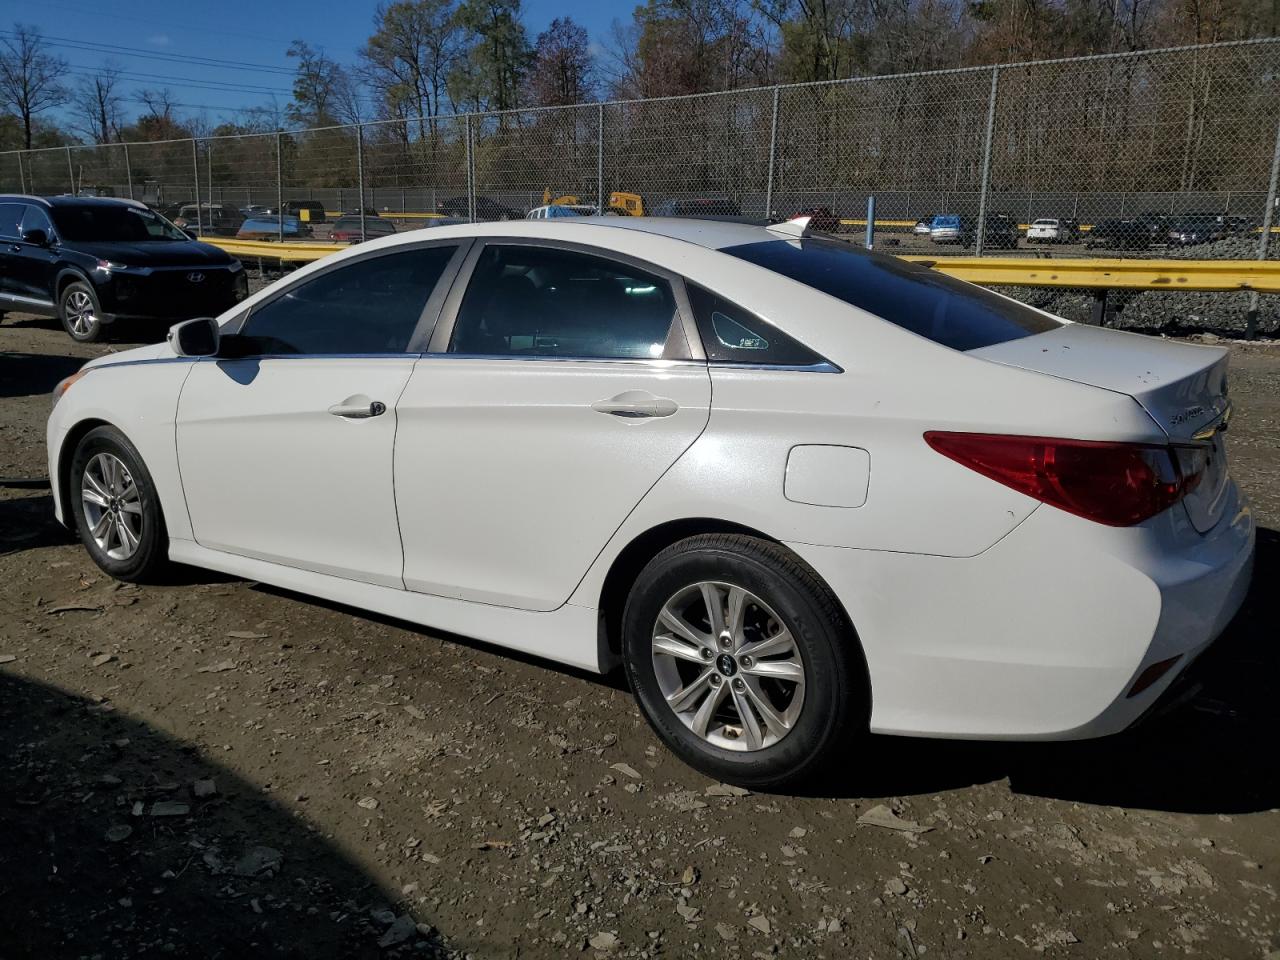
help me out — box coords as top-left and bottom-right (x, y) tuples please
(0, 23), (69, 149)
(524, 17), (595, 106)
(71, 62), (125, 144)
(361, 0), (464, 140)
(287, 40), (361, 127)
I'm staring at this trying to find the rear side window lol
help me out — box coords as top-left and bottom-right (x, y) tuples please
(241, 245), (457, 354)
(685, 284), (826, 366)
(723, 238), (1061, 351)
(449, 244), (678, 360)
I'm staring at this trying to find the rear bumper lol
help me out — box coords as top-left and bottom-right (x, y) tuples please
(789, 483), (1255, 741)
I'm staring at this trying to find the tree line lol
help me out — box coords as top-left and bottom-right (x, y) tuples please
(2, 0), (1275, 151)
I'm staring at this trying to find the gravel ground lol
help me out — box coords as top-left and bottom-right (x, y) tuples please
(2, 314), (1279, 960)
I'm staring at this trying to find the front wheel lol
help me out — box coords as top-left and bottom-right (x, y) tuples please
(622, 534), (866, 790)
(69, 426), (171, 583)
(59, 280), (105, 343)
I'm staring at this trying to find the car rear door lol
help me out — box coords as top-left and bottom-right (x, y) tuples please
(175, 240), (469, 586)
(394, 239), (712, 611)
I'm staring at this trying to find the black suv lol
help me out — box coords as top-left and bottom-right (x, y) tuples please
(958, 213), (1020, 249)
(0, 195), (249, 342)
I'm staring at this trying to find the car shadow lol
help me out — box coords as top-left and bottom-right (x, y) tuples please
(807, 525), (1280, 815)
(0, 493), (75, 558)
(14, 479), (1274, 817)
(0, 351), (87, 399)
(0, 670), (450, 958)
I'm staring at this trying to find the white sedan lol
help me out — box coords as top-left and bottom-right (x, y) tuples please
(47, 217), (1254, 788)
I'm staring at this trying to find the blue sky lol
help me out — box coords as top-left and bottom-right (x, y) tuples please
(13, 0), (630, 125)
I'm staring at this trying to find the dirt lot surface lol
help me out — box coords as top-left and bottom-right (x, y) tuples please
(1, 314), (1278, 960)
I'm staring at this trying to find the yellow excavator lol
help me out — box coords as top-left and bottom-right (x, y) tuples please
(542, 189), (644, 216)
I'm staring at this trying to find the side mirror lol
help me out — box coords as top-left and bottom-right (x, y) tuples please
(168, 317), (219, 358)
(21, 228), (49, 246)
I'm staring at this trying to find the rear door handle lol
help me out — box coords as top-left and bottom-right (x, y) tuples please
(328, 395), (386, 419)
(591, 390), (679, 419)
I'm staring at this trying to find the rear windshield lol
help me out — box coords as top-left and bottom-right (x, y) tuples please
(723, 237), (1062, 351)
(52, 204), (188, 242)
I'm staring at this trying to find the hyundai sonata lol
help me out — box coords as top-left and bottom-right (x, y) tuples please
(47, 217), (1254, 788)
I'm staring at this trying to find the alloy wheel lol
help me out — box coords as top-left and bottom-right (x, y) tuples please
(650, 581), (805, 751)
(66, 290), (97, 337)
(81, 452), (143, 560)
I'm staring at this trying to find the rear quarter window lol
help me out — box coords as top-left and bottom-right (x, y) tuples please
(722, 238), (1061, 352)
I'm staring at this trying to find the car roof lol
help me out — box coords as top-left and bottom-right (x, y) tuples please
(0, 194), (148, 210)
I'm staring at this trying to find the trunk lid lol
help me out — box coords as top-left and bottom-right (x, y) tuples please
(970, 324), (1232, 533)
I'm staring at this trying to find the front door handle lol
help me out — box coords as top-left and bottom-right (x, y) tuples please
(591, 390), (679, 419)
(328, 395), (386, 419)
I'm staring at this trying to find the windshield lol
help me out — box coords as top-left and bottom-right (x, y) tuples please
(723, 237), (1062, 352)
(52, 204), (188, 242)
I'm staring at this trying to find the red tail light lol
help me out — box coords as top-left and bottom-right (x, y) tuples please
(924, 432), (1200, 527)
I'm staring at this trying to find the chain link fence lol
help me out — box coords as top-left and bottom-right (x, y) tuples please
(3, 38), (1278, 333)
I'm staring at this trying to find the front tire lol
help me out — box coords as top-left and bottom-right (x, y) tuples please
(59, 280), (105, 343)
(622, 534), (866, 790)
(69, 426), (170, 582)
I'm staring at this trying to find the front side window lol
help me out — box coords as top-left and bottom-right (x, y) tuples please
(685, 283), (826, 366)
(723, 238), (1061, 352)
(449, 244), (678, 360)
(20, 203), (54, 237)
(240, 245), (457, 355)
(0, 203), (23, 240)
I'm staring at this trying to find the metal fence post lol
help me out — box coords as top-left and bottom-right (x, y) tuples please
(465, 114), (475, 223)
(597, 102), (604, 214)
(66, 145), (75, 194)
(16, 151), (24, 193)
(764, 86), (780, 220)
(974, 65), (1000, 258)
(191, 139), (202, 236)
(356, 124), (367, 242)
(275, 132), (284, 242)
(123, 142), (133, 200)
(206, 140), (213, 220)
(1245, 114), (1280, 340)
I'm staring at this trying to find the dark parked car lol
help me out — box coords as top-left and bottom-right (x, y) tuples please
(0, 195), (248, 343)
(789, 206), (841, 232)
(330, 215), (396, 243)
(958, 213), (1019, 249)
(236, 215), (313, 240)
(436, 196), (523, 220)
(166, 202), (245, 237)
(651, 197), (742, 218)
(282, 199), (327, 224)
(1166, 216), (1227, 246)
(1085, 219), (1151, 250)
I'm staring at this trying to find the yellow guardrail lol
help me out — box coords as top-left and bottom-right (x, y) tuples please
(207, 238), (1280, 294)
(902, 256), (1280, 293)
(209, 238), (346, 260)
(325, 210), (444, 220)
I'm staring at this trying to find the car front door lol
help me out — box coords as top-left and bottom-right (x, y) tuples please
(11, 204), (60, 304)
(175, 240), (469, 587)
(394, 240), (712, 612)
(0, 202), (26, 304)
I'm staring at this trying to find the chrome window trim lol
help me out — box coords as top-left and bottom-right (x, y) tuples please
(231, 237), (473, 359)
(421, 353), (707, 367)
(427, 236), (705, 363)
(708, 360), (844, 374)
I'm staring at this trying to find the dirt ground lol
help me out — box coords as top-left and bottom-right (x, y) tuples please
(1, 313), (1278, 960)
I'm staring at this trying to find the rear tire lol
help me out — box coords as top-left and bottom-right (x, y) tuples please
(69, 426), (171, 583)
(622, 534), (866, 790)
(59, 280), (105, 343)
